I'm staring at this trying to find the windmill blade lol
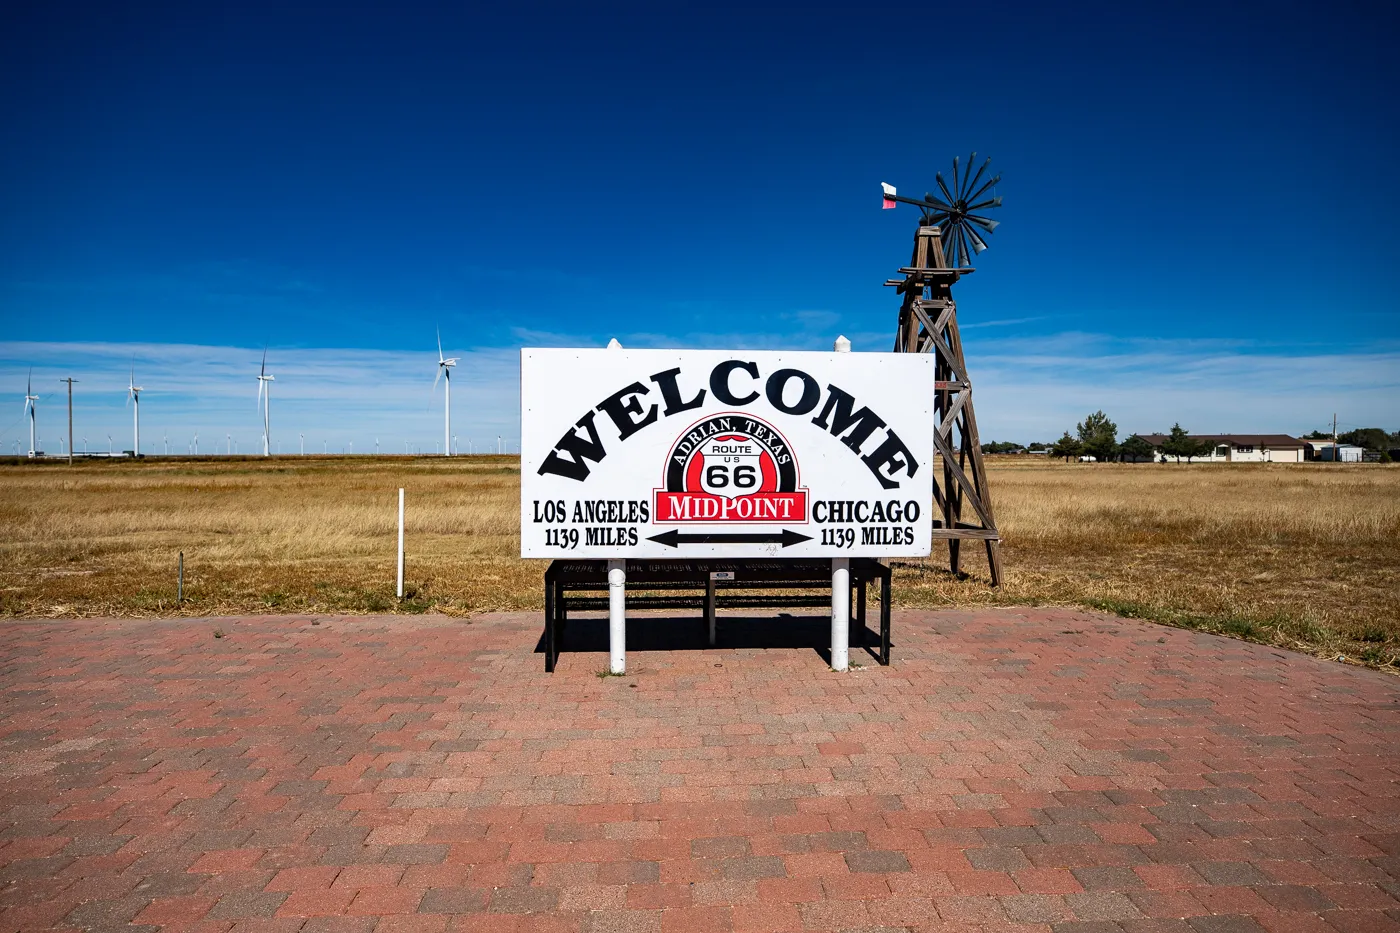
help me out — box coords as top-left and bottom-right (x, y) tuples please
(966, 225), (989, 254)
(433, 364), (442, 393)
(967, 195), (1002, 211)
(950, 156), (961, 205)
(261, 346), (267, 378)
(966, 213), (1000, 233)
(934, 172), (956, 206)
(27, 368), (32, 396)
(436, 327), (445, 363)
(966, 172), (1002, 205)
(962, 154), (988, 201)
(922, 192), (953, 212)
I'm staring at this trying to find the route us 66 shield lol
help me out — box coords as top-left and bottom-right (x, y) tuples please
(697, 434), (765, 499)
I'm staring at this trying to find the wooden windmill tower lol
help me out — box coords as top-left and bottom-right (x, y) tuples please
(882, 154), (1003, 585)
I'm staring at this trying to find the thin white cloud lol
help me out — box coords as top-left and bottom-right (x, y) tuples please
(959, 316), (1047, 329)
(2, 334), (1394, 455)
(966, 333), (1400, 441)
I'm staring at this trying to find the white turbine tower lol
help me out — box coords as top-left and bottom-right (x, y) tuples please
(23, 370), (38, 457)
(434, 329), (458, 458)
(127, 368), (143, 457)
(257, 347), (274, 457)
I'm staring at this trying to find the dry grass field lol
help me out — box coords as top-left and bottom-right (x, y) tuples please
(1, 455), (1396, 670)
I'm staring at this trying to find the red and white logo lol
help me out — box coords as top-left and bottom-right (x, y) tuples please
(655, 414), (808, 523)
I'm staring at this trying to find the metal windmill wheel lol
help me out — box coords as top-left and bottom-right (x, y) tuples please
(920, 153), (1001, 268)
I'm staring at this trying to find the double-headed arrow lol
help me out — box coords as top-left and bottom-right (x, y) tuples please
(647, 529), (812, 548)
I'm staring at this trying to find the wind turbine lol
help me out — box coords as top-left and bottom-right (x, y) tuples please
(23, 370), (39, 456)
(299, 433), (304, 456)
(127, 367), (143, 457)
(192, 433), (198, 456)
(257, 347), (274, 457)
(434, 329), (458, 458)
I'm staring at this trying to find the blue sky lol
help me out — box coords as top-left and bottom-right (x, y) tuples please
(1, 1), (1396, 453)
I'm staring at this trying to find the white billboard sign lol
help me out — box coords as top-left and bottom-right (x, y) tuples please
(520, 348), (935, 559)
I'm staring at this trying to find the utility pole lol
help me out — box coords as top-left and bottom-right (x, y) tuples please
(60, 378), (77, 465)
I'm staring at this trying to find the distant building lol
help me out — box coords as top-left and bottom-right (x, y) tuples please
(1306, 441), (1364, 462)
(1130, 433), (1306, 463)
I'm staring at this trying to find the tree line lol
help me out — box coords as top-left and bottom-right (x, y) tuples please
(1046, 414), (1207, 463)
(1302, 428), (1400, 453)
(982, 418), (1399, 462)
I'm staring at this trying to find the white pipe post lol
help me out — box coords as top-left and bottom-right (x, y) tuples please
(607, 559), (626, 674)
(396, 488), (405, 599)
(830, 334), (853, 671)
(831, 557), (850, 671)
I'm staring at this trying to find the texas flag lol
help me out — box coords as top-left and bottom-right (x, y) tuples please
(881, 182), (896, 209)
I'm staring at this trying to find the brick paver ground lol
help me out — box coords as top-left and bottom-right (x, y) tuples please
(1, 607), (1397, 933)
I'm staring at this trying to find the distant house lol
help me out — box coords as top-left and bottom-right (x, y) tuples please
(1306, 441), (1364, 462)
(1130, 433), (1306, 463)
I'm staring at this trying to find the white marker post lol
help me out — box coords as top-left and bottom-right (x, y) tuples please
(396, 488), (405, 599)
(830, 333), (852, 670)
(607, 559), (626, 673)
(831, 557), (850, 671)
